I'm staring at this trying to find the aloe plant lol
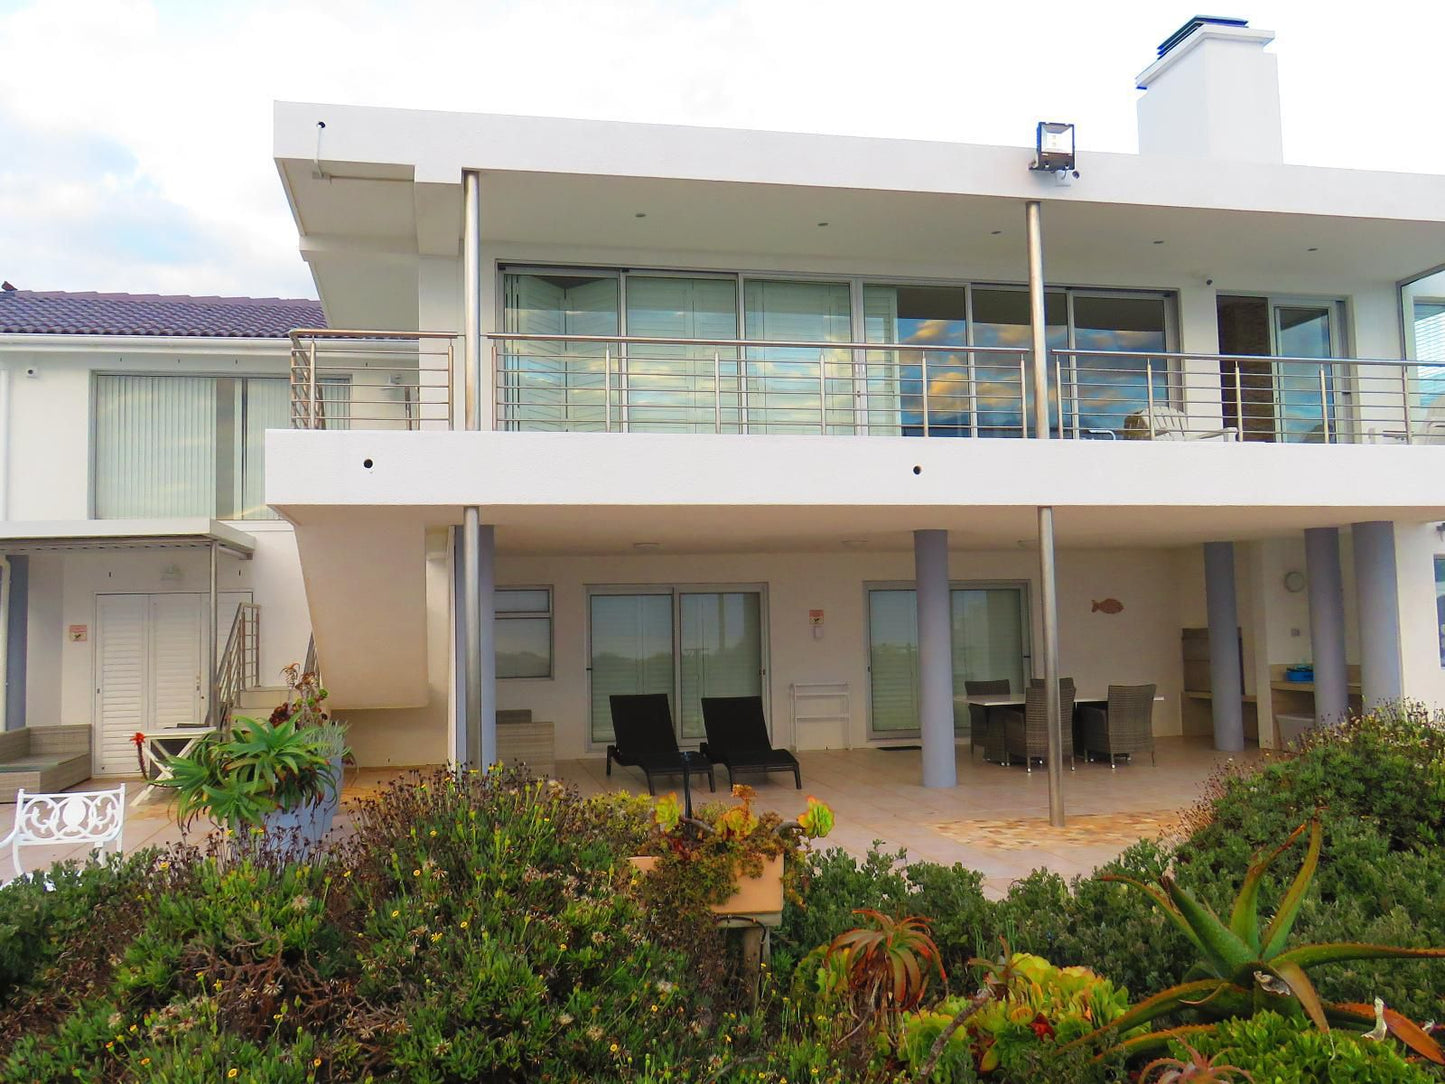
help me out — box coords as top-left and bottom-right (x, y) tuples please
(1069, 820), (1445, 1064)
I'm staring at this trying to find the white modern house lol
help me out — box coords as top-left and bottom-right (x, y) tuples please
(0, 290), (320, 777)
(7, 17), (1445, 816)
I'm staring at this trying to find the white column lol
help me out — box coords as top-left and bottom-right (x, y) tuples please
(914, 529), (955, 788)
(1305, 527), (1349, 724)
(1203, 541), (1245, 750)
(1352, 521), (1402, 706)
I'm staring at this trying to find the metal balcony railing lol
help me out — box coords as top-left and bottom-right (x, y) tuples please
(491, 333), (1034, 437)
(489, 333), (1445, 445)
(289, 329), (458, 430)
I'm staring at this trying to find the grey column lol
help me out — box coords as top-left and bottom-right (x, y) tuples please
(1203, 542), (1244, 751)
(4, 556), (26, 730)
(1305, 527), (1349, 725)
(478, 523), (497, 768)
(914, 529), (956, 788)
(1352, 521), (1402, 706)
(1037, 506), (1065, 826)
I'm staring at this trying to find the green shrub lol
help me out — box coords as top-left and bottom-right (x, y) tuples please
(1169, 1010), (1440, 1083)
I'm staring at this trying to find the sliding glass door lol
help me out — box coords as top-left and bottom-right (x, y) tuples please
(866, 583), (1031, 738)
(1273, 302), (1339, 443)
(589, 586), (767, 745)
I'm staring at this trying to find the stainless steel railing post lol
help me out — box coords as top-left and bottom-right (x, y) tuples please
(1402, 364), (1415, 445)
(1319, 367), (1331, 443)
(920, 351), (930, 438)
(603, 347), (612, 433)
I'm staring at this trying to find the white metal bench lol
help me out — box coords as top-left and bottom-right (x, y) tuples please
(1, 785), (126, 879)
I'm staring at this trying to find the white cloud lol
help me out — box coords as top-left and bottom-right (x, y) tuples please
(1, 0), (1441, 298)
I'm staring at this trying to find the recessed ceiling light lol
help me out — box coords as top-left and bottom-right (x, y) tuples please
(1152, 239), (1165, 245)
(841, 538), (869, 549)
(632, 541), (660, 551)
(990, 230), (1003, 236)
(1307, 246), (1319, 252)
(634, 212), (647, 218)
(817, 221), (829, 227)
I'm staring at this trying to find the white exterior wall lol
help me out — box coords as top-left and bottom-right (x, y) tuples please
(493, 547), (1185, 761)
(0, 340), (313, 741)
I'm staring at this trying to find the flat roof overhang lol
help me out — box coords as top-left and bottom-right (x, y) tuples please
(266, 430), (1445, 555)
(275, 104), (1445, 332)
(0, 519), (256, 558)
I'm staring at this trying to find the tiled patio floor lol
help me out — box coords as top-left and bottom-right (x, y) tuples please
(3, 737), (1260, 898)
(557, 736), (1262, 897)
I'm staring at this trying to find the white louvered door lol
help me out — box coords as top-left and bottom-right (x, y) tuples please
(148, 594), (205, 729)
(95, 594), (151, 775)
(94, 591), (253, 775)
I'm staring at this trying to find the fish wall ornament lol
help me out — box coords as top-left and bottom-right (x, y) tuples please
(1091, 598), (1124, 615)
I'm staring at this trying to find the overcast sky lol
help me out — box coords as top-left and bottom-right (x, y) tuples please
(2, 0), (1442, 301)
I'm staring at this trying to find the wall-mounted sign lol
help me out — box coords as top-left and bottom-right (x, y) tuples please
(68, 624), (88, 643)
(808, 609), (825, 626)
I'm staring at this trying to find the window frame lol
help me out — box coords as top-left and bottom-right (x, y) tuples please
(862, 578), (1034, 741)
(90, 371), (291, 522)
(495, 584), (555, 680)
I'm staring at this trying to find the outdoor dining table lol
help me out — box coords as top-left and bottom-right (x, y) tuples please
(956, 692), (1166, 708)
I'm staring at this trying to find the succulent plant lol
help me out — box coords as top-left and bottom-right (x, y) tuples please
(1068, 819), (1445, 1064)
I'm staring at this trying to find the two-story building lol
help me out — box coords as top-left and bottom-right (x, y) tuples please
(264, 16), (1445, 795)
(7, 17), (1445, 816)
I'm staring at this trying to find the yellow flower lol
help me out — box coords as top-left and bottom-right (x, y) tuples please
(650, 1004), (658, 1013)
(343, 869), (352, 878)
(129, 1024), (138, 1032)
(430, 932), (442, 942)
(429, 829), (437, 837)
(313, 1058), (323, 1068)
(105, 1042), (114, 1051)
(609, 1043), (619, 1054)
(141, 1058), (151, 1066)
(459, 920), (469, 929)
(559, 943), (567, 951)
(228, 1072), (239, 1079)
(413, 868), (421, 877)
(391, 910), (400, 918)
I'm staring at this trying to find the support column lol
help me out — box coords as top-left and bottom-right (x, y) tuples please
(1203, 542), (1244, 751)
(1305, 527), (1349, 725)
(207, 541), (218, 727)
(462, 170), (482, 433)
(1352, 521), (1402, 706)
(914, 529), (955, 789)
(1026, 199), (1065, 826)
(461, 512), (497, 768)
(1037, 506), (1064, 826)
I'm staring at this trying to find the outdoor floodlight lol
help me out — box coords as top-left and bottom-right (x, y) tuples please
(1031, 121), (1077, 173)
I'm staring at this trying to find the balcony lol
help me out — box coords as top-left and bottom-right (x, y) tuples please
(288, 330), (1445, 445)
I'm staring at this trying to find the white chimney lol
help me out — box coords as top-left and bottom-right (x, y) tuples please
(1136, 16), (1283, 164)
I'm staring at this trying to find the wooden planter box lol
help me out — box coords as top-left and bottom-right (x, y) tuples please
(629, 853), (784, 918)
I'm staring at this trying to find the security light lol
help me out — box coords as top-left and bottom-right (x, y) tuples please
(1031, 122), (1076, 173)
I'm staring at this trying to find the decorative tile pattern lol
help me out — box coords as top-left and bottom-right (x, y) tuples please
(931, 810), (1183, 850)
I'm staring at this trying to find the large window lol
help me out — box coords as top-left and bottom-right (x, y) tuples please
(501, 267), (1174, 437)
(495, 588), (553, 679)
(94, 375), (288, 520)
(1415, 300), (1445, 410)
(588, 586), (766, 744)
(867, 583), (1030, 736)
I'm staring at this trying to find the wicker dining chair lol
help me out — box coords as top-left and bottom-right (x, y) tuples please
(1002, 678), (1076, 772)
(1078, 684), (1157, 767)
(963, 679), (1012, 763)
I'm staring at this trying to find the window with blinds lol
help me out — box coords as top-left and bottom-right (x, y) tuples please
(94, 374), (289, 520)
(867, 583), (1031, 737)
(588, 586), (766, 745)
(496, 587), (553, 679)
